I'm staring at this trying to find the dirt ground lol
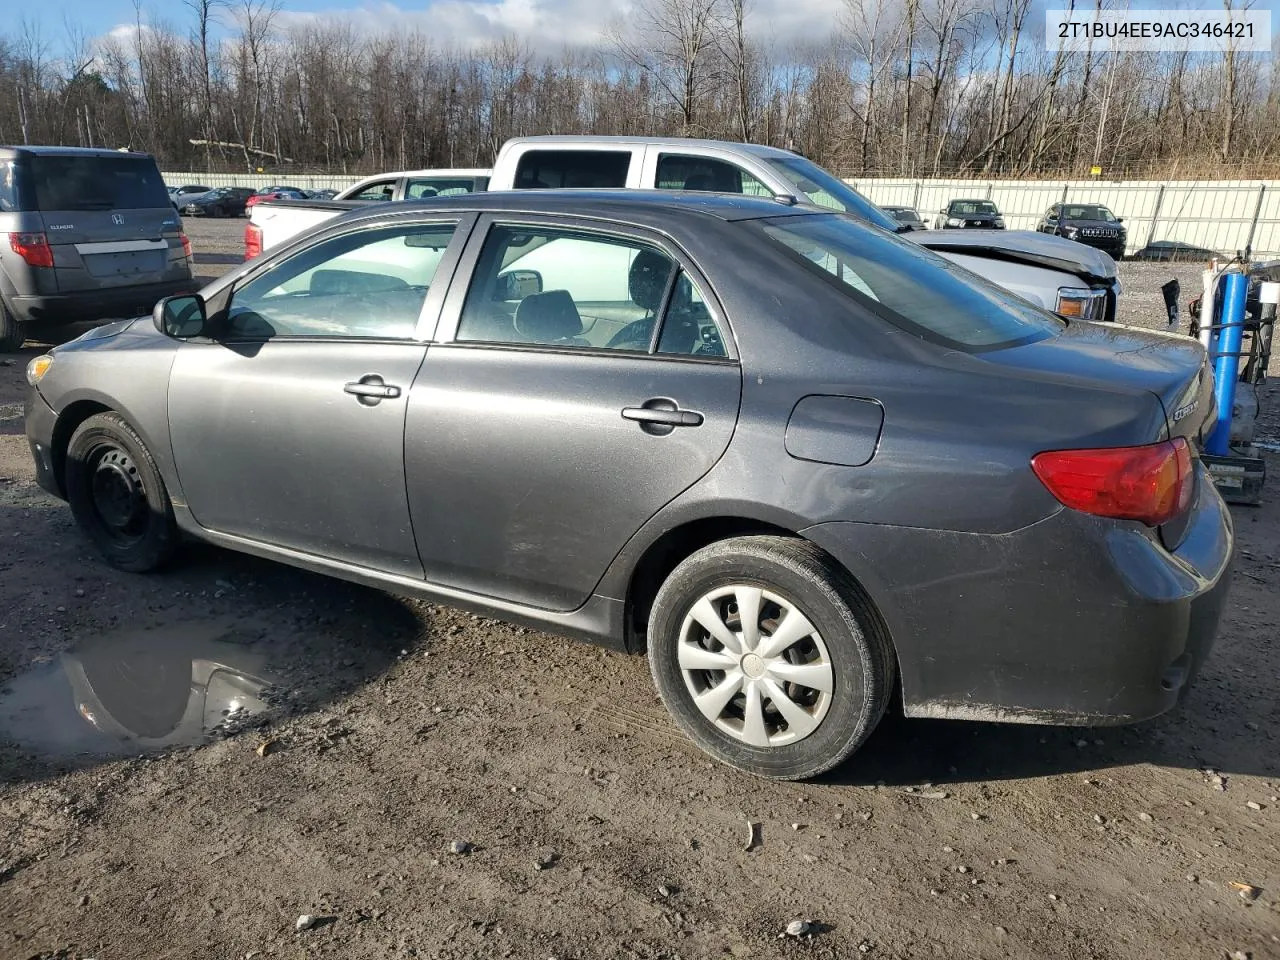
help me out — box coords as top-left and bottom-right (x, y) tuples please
(1, 220), (1278, 960)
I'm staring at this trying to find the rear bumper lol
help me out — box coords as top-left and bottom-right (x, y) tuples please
(25, 386), (61, 499)
(803, 465), (1233, 725)
(10, 279), (197, 326)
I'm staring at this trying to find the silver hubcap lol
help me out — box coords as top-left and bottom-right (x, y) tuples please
(677, 585), (834, 748)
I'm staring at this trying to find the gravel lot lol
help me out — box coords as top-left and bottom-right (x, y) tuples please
(0, 218), (1277, 960)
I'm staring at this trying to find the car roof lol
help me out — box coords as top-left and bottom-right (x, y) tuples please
(0, 145), (156, 160)
(950, 198), (993, 203)
(354, 168), (491, 179)
(501, 135), (797, 160)
(331, 189), (822, 228)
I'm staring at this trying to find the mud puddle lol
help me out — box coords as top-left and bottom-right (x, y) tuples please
(0, 621), (275, 758)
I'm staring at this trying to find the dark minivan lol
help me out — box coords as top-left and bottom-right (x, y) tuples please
(0, 147), (195, 350)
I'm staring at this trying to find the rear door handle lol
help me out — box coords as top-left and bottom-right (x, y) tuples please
(622, 398), (704, 435)
(344, 374), (401, 405)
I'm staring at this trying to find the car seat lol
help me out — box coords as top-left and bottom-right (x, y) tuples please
(514, 290), (590, 346)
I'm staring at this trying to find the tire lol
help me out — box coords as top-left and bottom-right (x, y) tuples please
(65, 412), (178, 572)
(0, 300), (25, 352)
(647, 536), (895, 780)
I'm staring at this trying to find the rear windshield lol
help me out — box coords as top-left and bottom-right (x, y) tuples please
(759, 214), (1063, 351)
(26, 155), (170, 212)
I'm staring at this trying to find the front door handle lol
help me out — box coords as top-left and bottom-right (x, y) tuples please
(622, 398), (704, 435)
(344, 374), (401, 406)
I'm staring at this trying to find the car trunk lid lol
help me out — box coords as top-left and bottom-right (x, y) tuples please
(985, 320), (1213, 443)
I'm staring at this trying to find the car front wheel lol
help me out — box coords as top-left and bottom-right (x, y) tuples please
(65, 412), (179, 572)
(648, 536), (895, 780)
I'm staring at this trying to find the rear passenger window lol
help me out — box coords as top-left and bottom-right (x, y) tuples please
(513, 151), (631, 189)
(656, 154), (770, 197)
(456, 224), (727, 358)
(226, 222), (456, 340)
(406, 178), (478, 199)
(0, 161), (17, 212)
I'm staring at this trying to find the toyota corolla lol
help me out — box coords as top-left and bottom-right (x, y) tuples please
(24, 191), (1232, 779)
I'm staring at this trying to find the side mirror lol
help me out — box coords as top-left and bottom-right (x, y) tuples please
(939, 208), (947, 214)
(1117, 217), (1125, 223)
(153, 294), (208, 338)
(494, 269), (543, 301)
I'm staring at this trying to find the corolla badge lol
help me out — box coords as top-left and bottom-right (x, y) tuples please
(1172, 399), (1199, 422)
(111, 213), (125, 225)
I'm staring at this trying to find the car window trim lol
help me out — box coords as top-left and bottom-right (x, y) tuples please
(213, 212), (478, 344)
(434, 213), (738, 363)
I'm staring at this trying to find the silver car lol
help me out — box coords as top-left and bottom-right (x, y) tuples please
(0, 146), (195, 350)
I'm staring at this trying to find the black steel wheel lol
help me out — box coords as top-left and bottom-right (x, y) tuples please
(66, 412), (178, 572)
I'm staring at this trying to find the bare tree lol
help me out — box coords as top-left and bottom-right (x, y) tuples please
(609, 0), (721, 135)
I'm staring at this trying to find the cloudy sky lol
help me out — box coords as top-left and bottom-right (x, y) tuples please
(26, 0), (1280, 58)
(34, 0), (842, 54)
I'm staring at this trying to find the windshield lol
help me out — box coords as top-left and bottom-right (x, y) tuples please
(759, 214), (1064, 351)
(889, 208), (920, 222)
(950, 200), (999, 215)
(28, 156), (170, 211)
(1063, 204), (1118, 222)
(759, 156), (902, 233)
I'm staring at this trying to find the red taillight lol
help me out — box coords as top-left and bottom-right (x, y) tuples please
(180, 233), (193, 258)
(8, 232), (54, 268)
(244, 223), (262, 260)
(1031, 438), (1194, 526)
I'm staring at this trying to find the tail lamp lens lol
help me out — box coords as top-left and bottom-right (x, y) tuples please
(244, 223), (262, 260)
(1031, 438), (1194, 526)
(180, 233), (193, 258)
(9, 232), (54, 268)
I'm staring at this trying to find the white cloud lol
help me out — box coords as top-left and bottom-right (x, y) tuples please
(272, 0), (842, 55)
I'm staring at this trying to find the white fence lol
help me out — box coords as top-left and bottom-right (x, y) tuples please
(849, 177), (1280, 259)
(163, 169), (1280, 259)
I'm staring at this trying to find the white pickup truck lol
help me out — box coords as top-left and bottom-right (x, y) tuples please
(244, 139), (1121, 321)
(244, 167), (489, 257)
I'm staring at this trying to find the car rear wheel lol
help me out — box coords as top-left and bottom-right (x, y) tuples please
(0, 301), (25, 352)
(647, 536), (895, 780)
(65, 412), (178, 572)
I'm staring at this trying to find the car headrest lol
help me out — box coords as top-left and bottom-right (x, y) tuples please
(629, 249), (673, 313)
(514, 290), (583, 343)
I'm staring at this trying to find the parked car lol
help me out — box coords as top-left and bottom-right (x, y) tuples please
(181, 187), (255, 218)
(303, 189), (338, 201)
(169, 184), (212, 201)
(25, 191), (1231, 779)
(489, 138), (1118, 320)
(248, 140), (1121, 323)
(0, 146), (195, 351)
(246, 169), (491, 253)
(1038, 203), (1127, 260)
(245, 187), (307, 210)
(883, 205), (927, 231)
(934, 199), (1005, 230)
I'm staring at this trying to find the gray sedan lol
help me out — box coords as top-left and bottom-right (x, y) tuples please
(24, 191), (1233, 779)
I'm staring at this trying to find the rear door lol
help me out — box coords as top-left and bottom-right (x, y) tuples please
(25, 153), (184, 293)
(405, 215), (742, 611)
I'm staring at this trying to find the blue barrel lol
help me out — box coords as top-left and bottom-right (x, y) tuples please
(1206, 270), (1248, 455)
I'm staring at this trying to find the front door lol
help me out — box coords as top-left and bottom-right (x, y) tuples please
(406, 217), (742, 611)
(168, 218), (465, 576)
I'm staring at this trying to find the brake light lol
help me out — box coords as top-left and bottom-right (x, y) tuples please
(244, 222), (262, 260)
(9, 232), (54, 268)
(180, 233), (193, 259)
(1031, 438), (1194, 526)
